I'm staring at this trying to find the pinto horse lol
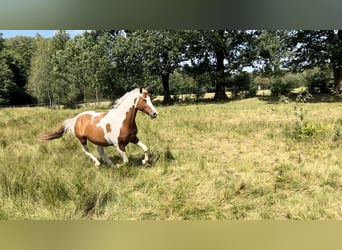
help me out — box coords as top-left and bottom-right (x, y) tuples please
(38, 87), (158, 167)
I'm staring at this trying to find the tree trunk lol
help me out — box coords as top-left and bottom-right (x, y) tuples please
(213, 39), (228, 101)
(330, 30), (342, 93)
(214, 82), (228, 101)
(333, 66), (342, 92)
(162, 73), (173, 104)
(95, 86), (99, 104)
(48, 89), (53, 108)
(83, 84), (86, 104)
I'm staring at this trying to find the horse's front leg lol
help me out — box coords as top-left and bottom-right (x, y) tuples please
(136, 140), (149, 165)
(116, 143), (128, 167)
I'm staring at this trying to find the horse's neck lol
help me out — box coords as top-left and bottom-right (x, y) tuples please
(110, 95), (137, 126)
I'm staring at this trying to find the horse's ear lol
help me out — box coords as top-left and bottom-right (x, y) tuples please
(140, 87), (149, 94)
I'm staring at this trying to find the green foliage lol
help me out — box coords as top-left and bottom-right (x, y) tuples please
(0, 35), (35, 105)
(303, 67), (333, 94)
(295, 121), (320, 139)
(0, 54), (16, 104)
(112, 30), (187, 104)
(289, 31), (342, 70)
(27, 31), (117, 107)
(230, 72), (257, 98)
(292, 100), (331, 140)
(184, 30), (259, 101)
(169, 70), (206, 100)
(3, 30), (342, 106)
(289, 30), (342, 91)
(27, 35), (54, 106)
(270, 77), (295, 97)
(270, 73), (302, 98)
(256, 30), (292, 77)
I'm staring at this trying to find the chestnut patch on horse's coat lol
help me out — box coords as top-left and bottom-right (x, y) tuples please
(106, 123), (112, 133)
(74, 113), (111, 146)
(118, 105), (139, 151)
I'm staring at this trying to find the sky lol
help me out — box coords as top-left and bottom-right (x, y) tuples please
(0, 30), (86, 38)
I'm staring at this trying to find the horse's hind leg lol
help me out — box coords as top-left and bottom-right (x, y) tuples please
(82, 144), (101, 167)
(97, 146), (113, 166)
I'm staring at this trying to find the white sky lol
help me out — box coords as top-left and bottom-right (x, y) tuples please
(0, 30), (86, 38)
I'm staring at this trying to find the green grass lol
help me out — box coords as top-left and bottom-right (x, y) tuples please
(1, 98), (342, 219)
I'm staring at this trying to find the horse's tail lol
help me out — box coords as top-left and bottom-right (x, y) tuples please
(37, 118), (74, 141)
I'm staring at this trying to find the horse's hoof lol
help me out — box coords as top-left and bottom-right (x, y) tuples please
(106, 161), (113, 167)
(142, 159), (147, 165)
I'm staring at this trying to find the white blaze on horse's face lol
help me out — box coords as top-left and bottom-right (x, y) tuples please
(136, 88), (158, 119)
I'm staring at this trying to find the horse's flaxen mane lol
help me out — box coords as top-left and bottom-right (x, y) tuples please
(113, 88), (140, 109)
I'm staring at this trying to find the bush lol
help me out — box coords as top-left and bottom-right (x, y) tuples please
(170, 71), (206, 100)
(270, 78), (295, 97)
(231, 72), (257, 98)
(304, 68), (332, 94)
(270, 73), (303, 98)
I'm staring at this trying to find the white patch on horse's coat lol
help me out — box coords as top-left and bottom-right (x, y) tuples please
(137, 140), (149, 164)
(146, 97), (158, 116)
(116, 146), (128, 163)
(96, 95), (136, 146)
(82, 144), (100, 166)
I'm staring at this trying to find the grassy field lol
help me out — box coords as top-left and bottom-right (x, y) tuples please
(1, 97), (342, 219)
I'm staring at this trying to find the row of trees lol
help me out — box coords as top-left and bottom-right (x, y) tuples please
(1, 30), (342, 106)
(0, 35), (35, 105)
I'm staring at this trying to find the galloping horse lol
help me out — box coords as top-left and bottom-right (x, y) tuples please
(38, 87), (158, 167)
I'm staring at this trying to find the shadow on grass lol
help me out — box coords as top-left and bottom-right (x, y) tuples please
(101, 147), (176, 170)
(258, 93), (342, 104)
(149, 147), (176, 164)
(153, 97), (231, 106)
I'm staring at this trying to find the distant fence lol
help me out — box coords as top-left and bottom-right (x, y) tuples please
(0, 103), (50, 108)
(0, 100), (113, 109)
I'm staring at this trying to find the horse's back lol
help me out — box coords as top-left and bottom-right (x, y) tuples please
(73, 111), (112, 146)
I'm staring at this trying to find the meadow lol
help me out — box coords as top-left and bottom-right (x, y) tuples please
(0, 97), (342, 219)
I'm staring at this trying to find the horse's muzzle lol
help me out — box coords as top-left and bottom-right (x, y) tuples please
(150, 112), (158, 119)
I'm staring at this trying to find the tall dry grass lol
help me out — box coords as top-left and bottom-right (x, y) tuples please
(0, 98), (342, 219)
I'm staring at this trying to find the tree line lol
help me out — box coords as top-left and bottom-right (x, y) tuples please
(1, 30), (342, 107)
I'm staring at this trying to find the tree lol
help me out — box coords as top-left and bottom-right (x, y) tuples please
(254, 30), (291, 77)
(67, 30), (116, 103)
(5, 36), (35, 72)
(0, 34), (35, 105)
(28, 30), (117, 107)
(80, 31), (116, 102)
(289, 30), (342, 92)
(27, 35), (54, 106)
(48, 30), (72, 107)
(0, 33), (14, 105)
(112, 30), (186, 104)
(0, 53), (16, 105)
(169, 70), (199, 99)
(184, 30), (258, 101)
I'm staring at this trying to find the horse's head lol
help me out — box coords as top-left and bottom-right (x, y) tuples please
(135, 87), (158, 119)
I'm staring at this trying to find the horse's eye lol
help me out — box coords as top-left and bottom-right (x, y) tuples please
(143, 99), (147, 103)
